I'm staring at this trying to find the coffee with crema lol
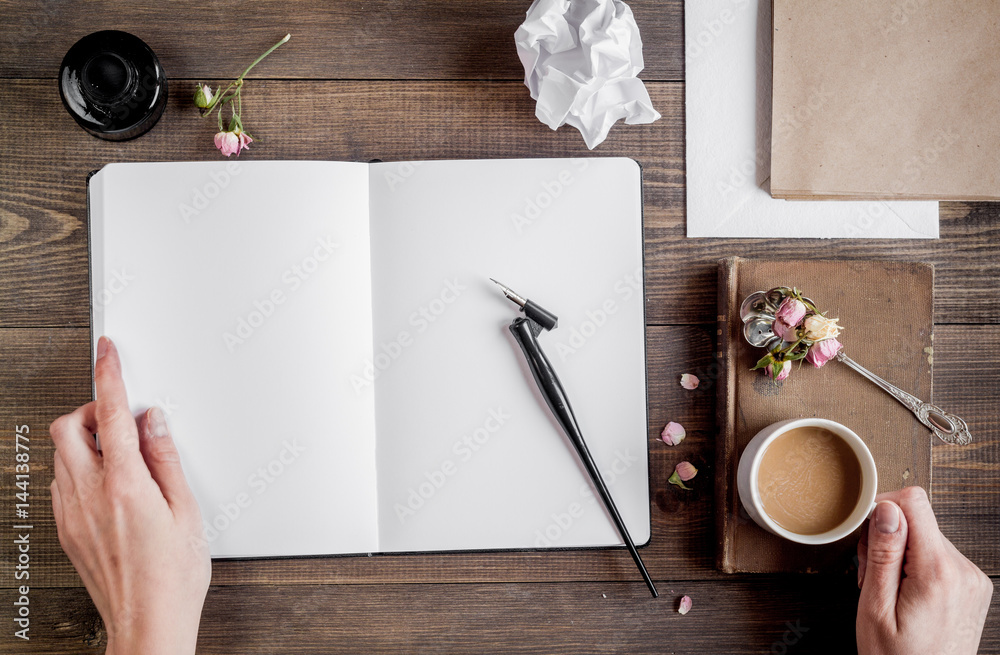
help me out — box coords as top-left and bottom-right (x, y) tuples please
(757, 426), (862, 535)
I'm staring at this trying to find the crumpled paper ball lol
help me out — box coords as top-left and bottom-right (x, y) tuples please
(514, 0), (661, 149)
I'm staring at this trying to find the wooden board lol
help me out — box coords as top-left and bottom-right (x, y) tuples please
(0, 0), (997, 650)
(0, 0), (684, 81)
(0, 80), (998, 329)
(0, 579), (888, 653)
(1, 325), (996, 590)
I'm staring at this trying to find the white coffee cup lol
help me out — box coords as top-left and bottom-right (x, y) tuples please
(737, 418), (878, 545)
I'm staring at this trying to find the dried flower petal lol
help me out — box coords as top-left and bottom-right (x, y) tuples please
(678, 595), (692, 615)
(660, 421), (686, 446)
(680, 373), (699, 390)
(675, 461), (698, 481)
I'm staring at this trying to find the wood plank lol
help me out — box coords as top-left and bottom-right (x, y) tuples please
(1, 80), (998, 328)
(2, 324), (996, 589)
(931, 325), (1000, 571)
(0, 578), (896, 654)
(0, 0), (683, 81)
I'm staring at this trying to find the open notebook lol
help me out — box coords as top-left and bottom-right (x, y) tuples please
(88, 158), (650, 558)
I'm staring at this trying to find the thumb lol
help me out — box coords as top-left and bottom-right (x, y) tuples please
(859, 500), (909, 623)
(138, 407), (198, 516)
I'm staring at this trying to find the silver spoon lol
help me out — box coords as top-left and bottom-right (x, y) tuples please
(739, 290), (972, 446)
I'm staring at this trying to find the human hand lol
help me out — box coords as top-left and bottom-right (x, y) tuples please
(856, 486), (993, 655)
(49, 336), (211, 655)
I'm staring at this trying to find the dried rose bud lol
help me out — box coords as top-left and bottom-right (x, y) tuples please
(775, 297), (806, 327)
(194, 83), (215, 109)
(773, 317), (799, 342)
(678, 595), (692, 615)
(805, 337), (843, 368)
(675, 461), (698, 481)
(803, 314), (842, 341)
(214, 131), (239, 157)
(766, 359), (791, 382)
(680, 373), (699, 390)
(660, 421), (686, 446)
(668, 461), (698, 489)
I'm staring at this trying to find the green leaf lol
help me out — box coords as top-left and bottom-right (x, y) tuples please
(668, 471), (692, 490)
(752, 353), (775, 370)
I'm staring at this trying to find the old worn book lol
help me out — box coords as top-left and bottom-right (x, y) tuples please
(715, 258), (933, 573)
(88, 158), (650, 558)
(770, 0), (1000, 201)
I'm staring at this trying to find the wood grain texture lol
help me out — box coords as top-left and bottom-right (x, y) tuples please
(0, 578), (879, 654)
(1, 3), (998, 648)
(1, 79), (998, 328)
(0, 0), (683, 81)
(2, 324), (996, 591)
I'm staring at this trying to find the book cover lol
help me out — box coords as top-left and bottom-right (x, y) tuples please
(715, 258), (933, 573)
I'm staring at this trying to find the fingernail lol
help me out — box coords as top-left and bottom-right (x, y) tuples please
(96, 336), (110, 361)
(147, 407), (169, 439)
(874, 501), (900, 534)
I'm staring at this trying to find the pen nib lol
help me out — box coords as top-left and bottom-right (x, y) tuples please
(491, 278), (527, 308)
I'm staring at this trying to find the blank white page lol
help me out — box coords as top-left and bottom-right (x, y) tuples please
(368, 158), (649, 552)
(90, 161), (379, 557)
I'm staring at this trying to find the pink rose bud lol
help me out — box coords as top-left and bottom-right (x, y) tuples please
(680, 373), (699, 390)
(775, 297), (806, 327)
(772, 317), (799, 342)
(805, 337), (843, 368)
(675, 461), (698, 481)
(214, 131), (240, 157)
(660, 421), (686, 446)
(667, 461), (698, 490)
(766, 360), (791, 381)
(678, 595), (693, 615)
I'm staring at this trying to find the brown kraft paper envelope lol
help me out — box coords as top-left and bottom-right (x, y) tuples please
(769, 0), (1000, 201)
(716, 258), (933, 573)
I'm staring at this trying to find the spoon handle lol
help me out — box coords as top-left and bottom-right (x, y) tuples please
(835, 352), (972, 445)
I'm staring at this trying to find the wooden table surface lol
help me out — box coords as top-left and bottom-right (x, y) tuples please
(1, 2), (997, 653)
